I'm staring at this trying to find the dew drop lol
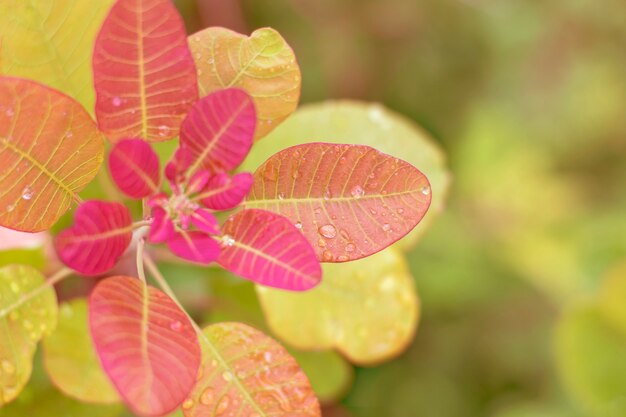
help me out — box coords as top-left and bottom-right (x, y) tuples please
(111, 97), (122, 107)
(318, 224), (337, 239)
(397, 208), (405, 214)
(294, 221), (302, 229)
(221, 371), (233, 382)
(350, 185), (365, 198)
(322, 250), (333, 261)
(278, 192), (285, 200)
(314, 207), (322, 215)
(21, 186), (34, 200)
(345, 243), (356, 252)
(200, 388), (215, 406)
(182, 398), (194, 410)
(369, 208), (378, 215)
(264, 351), (272, 363)
(382, 223), (391, 232)
(317, 238), (326, 248)
(208, 58), (214, 65)
(1, 360), (15, 374)
(65, 131), (73, 139)
(6, 203), (16, 213)
(323, 189), (332, 200)
(421, 186), (431, 195)
(195, 52), (202, 59)
(5, 107), (14, 117)
(158, 125), (170, 137)
(337, 255), (349, 261)
(222, 235), (235, 247)
(169, 320), (183, 331)
(216, 395), (230, 414)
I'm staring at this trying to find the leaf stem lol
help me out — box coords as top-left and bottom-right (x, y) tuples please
(0, 267), (73, 318)
(136, 238), (147, 284)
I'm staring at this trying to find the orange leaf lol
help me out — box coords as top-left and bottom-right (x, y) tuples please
(189, 27), (301, 140)
(246, 143), (432, 262)
(0, 77), (104, 232)
(183, 322), (320, 417)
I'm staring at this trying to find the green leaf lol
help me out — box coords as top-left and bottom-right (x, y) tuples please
(42, 298), (119, 404)
(0, 0), (116, 112)
(0, 264), (57, 405)
(240, 101), (450, 249)
(257, 247), (419, 365)
(288, 349), (353, 404)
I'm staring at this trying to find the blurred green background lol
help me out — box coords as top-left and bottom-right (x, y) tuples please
(2, 0), (626, 416)
(188, 0), (624, 416)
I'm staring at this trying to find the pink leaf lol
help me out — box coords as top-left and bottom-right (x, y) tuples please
(164, 147), (193, 184)
(218, 209), (321, 291)
(178, 88), (256, 176)
(197, 172), (253, 211)
(55, 201), (133, 275)
(246, 143), (432, 262)
(89, 276), (201, 416)
(148, 207), (175, 243)
(109, 139), (160, 198)
(93, 0), (198, 142)
(190, 209), (219, 235)
(167, 231), (220, 265)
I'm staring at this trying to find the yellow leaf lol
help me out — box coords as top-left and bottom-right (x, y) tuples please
(0, 0), (115, 112)
(257, 247), (420, 365)
(189, 27), (301, 140)
(43, 299), (119, 404)
(0, 264), (58, 406)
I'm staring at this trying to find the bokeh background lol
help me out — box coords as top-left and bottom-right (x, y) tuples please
(1, 0), (625, 416)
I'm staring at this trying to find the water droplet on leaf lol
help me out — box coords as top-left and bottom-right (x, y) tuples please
(421, 186), (431, 195)
(318, 224), (337, 239)
(21, 186), (33, 200)
(200, 388), (215, 406)
(350, 185), (365, 198)
(111, 97), (122, 107)
(169, 320), (182, 331)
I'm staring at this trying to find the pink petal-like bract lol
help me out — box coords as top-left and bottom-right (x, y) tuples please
(89, 276), (201, 417)
(218, 209), (322, 291)
(93, 0), (198, 142)
(148, 207), (175, 243)
(109, 139), (160, 198)
(167, 231), (220, 265)
(179, 88), (256, 176)
(198, 172), (253, 211)
(55, 201), (133, 275)
(190, 209), (220, 235)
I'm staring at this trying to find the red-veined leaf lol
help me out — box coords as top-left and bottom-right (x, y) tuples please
(182, 322), (320, 417)
(246, 143), (432, 262)
(178, 88), (256, 176)
(148, 207), (174, 243)
(89, 276), (201, 417)
(108, 139), (160, 198)
(196, 172), (253, 211)
(93, 0), (198, 142)
(218, 209), (321, 291)
(55, 201), (133, 276)
(167, 231), (220, 265)
(190, 209), (219, 235)
(0, 77), (104, 232)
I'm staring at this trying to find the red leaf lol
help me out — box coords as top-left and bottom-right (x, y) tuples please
(167, 231), (220, 265)
(55, 201), (133, 275)
(109, 139), (160, 198)
(190, 209), (219, 235)
(246, 143), (432, 262)
(89, 276), (201, 416)
(148, 207), (175, 243)
(197, 172), (253, 211)
(218, 209), (321, 291)
(178, 88), (256, 176)
(93, 0), (198, 142)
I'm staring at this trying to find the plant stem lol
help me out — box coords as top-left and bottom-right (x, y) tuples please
(136, 238), (147, 284)
(0, 267), (73, 318)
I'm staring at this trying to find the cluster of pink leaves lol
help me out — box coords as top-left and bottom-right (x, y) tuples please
(0, 0), (432, 415)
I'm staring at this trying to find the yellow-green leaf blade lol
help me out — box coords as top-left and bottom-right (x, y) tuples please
(0, 264), (58, 406)
(0, 0), (115, 111)
(257, 248), (419, 365)
(0, 77), (105, 232)
(190, 27), (301, 140)
(42, 298), (119, 404)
